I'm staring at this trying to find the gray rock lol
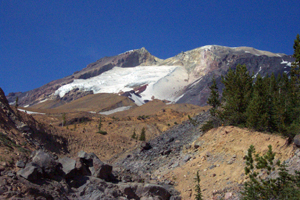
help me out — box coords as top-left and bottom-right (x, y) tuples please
(59, 157), (77, 178)
(16, 160), (26, 168)
(137, 184), (171, 200)
(91, 157), (113, 180)
(209, 165), (216, 169)
(17, 163), (41, 181)
(16, 122), (30, 132)
(78, 150), (88, 159)
(183, 155), (191, 162)
(79, 152), (112, 180)
(31, 150), (60, 177)
(294, 135), (300, 147)
(141, 142), (152, 151)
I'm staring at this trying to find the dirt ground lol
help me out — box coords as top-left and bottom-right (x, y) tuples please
(162, 126), (295, 199)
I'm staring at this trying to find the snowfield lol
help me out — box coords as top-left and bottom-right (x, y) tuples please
(54, 66), (189, 105)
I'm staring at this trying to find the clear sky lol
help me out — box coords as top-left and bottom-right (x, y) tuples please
(1, 0), (299, 94)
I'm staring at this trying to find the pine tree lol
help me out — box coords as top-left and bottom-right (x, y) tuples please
(194, 171), (203, 200)
(15, 97), (19, 109)
(221, 64), (253, 125)
(98, 117), (102, 132)
(62, 113), (66, 127)
(207, 76), (220, 117)
(242, 145), (300, 199)
(131, 128), (137, 139)
(139, 127), (146, 141)
(246, 75), (275, 132)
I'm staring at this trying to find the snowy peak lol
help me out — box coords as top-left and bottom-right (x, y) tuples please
(7, 45), (294, 108)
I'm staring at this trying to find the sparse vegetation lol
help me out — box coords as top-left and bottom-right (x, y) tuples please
(98, 117), (102, 132)
(139, 127), (146, 141)
(200, 120), (214, 133)
(137, 115), (149, 120)
(131, 128), (137, 139)
(97, 117), (107, 135)
(194, 171), (203, 200)
(0, 132), (17, 149)
(188, 115), (197, 126)
(97, 130), (107, 135)
(242, 144), (300, 199)
(62, 113), (66, 127)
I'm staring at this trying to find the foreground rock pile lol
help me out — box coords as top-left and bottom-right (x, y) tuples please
(0, 150), (180, 199)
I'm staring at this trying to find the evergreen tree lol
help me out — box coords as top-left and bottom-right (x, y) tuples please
(194, 171), (203, 200)
(207, 76), (220, 117)
(98, 117), (102, 132)
(139, 127), (146, 141)
(62, 113), (66, 127)
(221, 64), (253, 125)
(246, 75), (275, 132)
(131, 128), (137, 139)
(242, 145), (300, 199)
(15, 97), (19, 109)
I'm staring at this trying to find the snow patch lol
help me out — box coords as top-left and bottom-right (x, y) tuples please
(253, 67), (262, 78)
(99, 106), (132, 115)
(130, 93), (145, 106)
(39, 99), (48, 103)
(281, 59), (292, 67)
(54, 65), (189, 105)
(18, 109), (45, 115)
(245, 51), (250, 53)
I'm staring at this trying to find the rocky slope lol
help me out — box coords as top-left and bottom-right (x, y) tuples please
(111, 110), (300, 199)
(7, 47), (161, 107)
(7, 45), (294, 108)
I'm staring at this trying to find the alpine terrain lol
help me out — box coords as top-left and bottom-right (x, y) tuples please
(1, 40), (300, 200)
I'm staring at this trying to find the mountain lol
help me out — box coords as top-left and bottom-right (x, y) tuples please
(7, 45), (294, 109)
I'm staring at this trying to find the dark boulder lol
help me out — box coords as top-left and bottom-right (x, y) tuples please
(59, 157), (77, 179)
(141, 142), (152, 151)
(17, 163), (42, 181)
(31, 150), (61, 178)
(137, 184), (171, 200)
(78, 151), (113, 181)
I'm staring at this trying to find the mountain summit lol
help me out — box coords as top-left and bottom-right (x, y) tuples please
(7, 45), (294, 108)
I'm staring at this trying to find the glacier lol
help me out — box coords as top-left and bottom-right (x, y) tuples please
(54, 65), (189, 105)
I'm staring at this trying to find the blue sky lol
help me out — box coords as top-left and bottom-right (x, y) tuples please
(1, 0), (299, 94)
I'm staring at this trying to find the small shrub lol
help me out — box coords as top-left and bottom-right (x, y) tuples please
(97, 130), (107, 135)
(174, 122), (178, 125)
(241, 145), (300, 199)
(139, 128), (146, 141)
(188, 115), (197, 126)
(167, 123), (170, 126)
(137, 115), (149, 120)
(131, 128), (137, 139)
(200, 120), (214, 133)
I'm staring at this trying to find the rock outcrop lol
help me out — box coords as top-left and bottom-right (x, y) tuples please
(12, 150), (180, 199)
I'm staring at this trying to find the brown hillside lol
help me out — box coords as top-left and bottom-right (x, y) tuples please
(27, 93), (137, 113)
(162, 126), (294, 199)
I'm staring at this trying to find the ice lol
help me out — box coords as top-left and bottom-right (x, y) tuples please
(99, 106), (132, 115)
(54, 65), (188, 105)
